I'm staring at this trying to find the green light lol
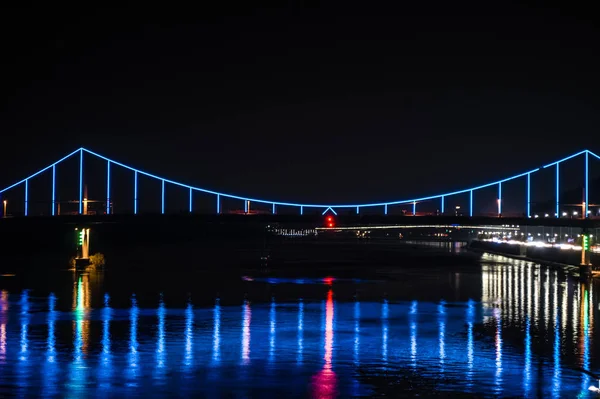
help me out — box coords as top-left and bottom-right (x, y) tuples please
(583, 235), (590, 251)
(78, 230), (84, 246)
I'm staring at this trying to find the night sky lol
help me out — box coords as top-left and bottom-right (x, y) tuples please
(0, 2), (598, 213)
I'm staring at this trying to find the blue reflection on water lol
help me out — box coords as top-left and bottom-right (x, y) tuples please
(99, 293), (112, 392)
(184, 300), (193, 371)
(410, 300), (417, 370)
(297, 299), (304, 365)
(466, 299), (474, 390)
(212, 298), (220, 364)
(241, 300), (251, 365)
(524, 315), (532, 397)
(382, 299), (388, 366)
(1, 264), (598, 398)
(494, 307), (503, 397)
(438, 300), (445, 374)
(127, 294), (139, 386)
(43, 293), (58, 398)
(269, 298), (276, 365)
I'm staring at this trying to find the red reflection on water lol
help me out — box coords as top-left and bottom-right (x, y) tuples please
(311, 289), (337, 398)
(323, 277), (334, 286)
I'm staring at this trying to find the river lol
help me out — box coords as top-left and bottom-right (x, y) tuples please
(0, 249), (598, 397)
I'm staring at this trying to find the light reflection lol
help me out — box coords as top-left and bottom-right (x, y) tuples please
(47, 293), (56, 363)
(69, 275), (91, 394)
(0, 290), (8, 363)
(128, 294), (139, 386)
(241, 300), (251, 365)
(99, 293), (112, 390)
(524, 315), (531, 397)
(156, 295), (166, 372)
(311, 288), (337, 399)
(494, 307), (503, 396)
(353, 299), (360, 396)
(438, 300), (445, 373)
(43, 293), (59, 398)
(410, 300), (417, 370)
(20, 290), (29, 361)
(212, 298), (221, 363)
(544, 270), (550, 332)
(581, 285), (590, 392)
(466, 299), (474, 389)
(184, 300), (193, 370)
(269, 298), (276, 364)
(298, 299), (304, 365)
(382, 299), (388, 366)
(552, 274), (561, 398)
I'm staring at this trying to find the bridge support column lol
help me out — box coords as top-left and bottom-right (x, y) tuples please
(24, 179), (28, 216)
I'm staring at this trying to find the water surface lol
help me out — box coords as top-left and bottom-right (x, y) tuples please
(0, 252), (599, 397)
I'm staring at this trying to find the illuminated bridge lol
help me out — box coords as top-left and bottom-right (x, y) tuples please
(0, 148), (599, 222)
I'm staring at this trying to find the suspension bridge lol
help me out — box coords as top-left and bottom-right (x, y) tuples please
(0, 148), (598, 220)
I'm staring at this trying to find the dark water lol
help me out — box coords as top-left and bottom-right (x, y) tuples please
(0, 251), (599, 398)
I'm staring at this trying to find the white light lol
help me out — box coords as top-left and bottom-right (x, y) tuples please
(544, 214), (549, 217)
(574, 211), (578, 215)
(534, 214), (539, 218)
(562, 212), (567, 216)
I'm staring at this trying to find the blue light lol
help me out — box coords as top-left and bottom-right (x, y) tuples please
(189, 188), (193, 213)
(79, 149), (83, 215)
(441, 196), (444, 214)
(300, 206), (303, 215)
(129, 295), (139, 377)
(217, 194), (220, 214)
(556, 163), (559, 218)
(322, 207), (337, 215)
(184, 302), (193, 369)
(297, 299), (304, 364)
(467, 300), (474, 389)
(469, 190), (473, 217)
(382, 300), (388, 365)
(5, 146), (597, 215)
(0, 148), (84, 194)
(161, 180), (165, 214)
(24, 179), (28, 216)
(356, 206), (359, 214)
(498, 182), (502, 215)
(212, 299), (221, 363)
(384, 204), (388, 215)
(106, 161), (110, 215)
(78, 148), (542, 210)
(269, 299), (276, 363)
(585, 151), (589, 217)
(52, 165), (55, 216)
(543, 149), (587, 168)
(527, 173), (531, 218)
(134, 171), (138, 215)
(412, 201), (416, 216)
(157, 295), (166, 369)
(272, 203), (276, 214)
(524, 316), (531, 396)
(241, 300), (251, 365)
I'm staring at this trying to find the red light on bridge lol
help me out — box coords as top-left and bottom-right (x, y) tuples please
(325, 215), (335, 228)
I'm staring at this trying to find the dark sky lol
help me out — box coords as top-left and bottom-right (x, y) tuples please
(0, 2), (599, 213)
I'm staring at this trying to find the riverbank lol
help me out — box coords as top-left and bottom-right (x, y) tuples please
(468, 240), (584, 274)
